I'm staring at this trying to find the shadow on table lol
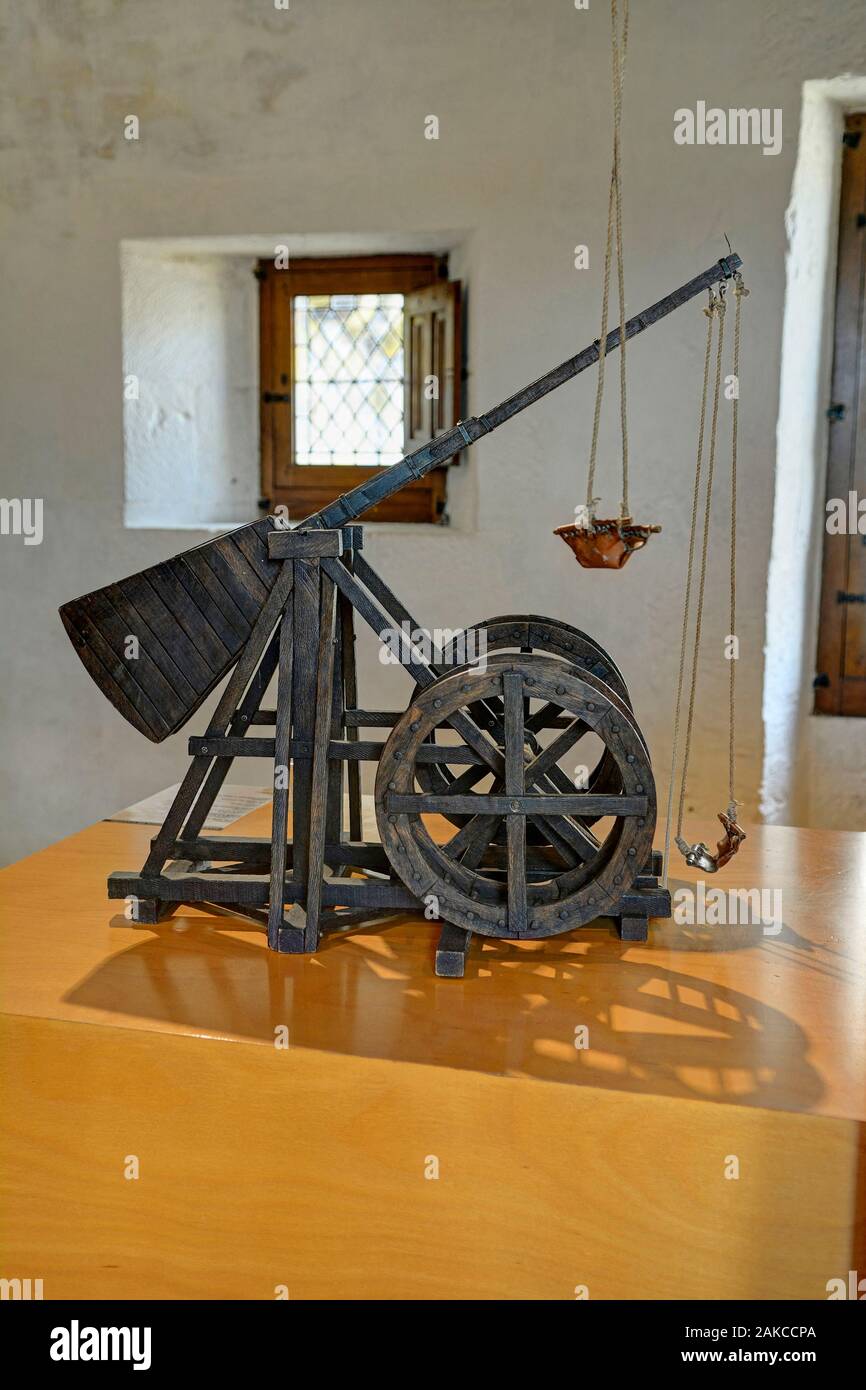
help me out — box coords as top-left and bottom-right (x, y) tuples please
(64, 895), (831, 1115)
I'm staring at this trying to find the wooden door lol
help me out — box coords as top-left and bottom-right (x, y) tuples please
(815, 114), (866, 716)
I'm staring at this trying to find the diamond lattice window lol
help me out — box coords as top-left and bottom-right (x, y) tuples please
(293, 293), (404, 467)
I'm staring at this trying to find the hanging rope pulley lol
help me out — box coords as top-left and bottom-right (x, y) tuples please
(663, 271), (749, 878)
(557, 0), (660, 569)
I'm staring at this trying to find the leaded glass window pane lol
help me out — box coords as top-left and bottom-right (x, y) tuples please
(293, 293), (404, 466)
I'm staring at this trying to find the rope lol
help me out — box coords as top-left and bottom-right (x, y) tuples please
(661, 292), (717, 885)
(728, 277), (746, 818)
(662, 273), (748, 879)
(612, 0), (629, 518)
(674, 292), (727, 853)
(586, 0), (630, 515)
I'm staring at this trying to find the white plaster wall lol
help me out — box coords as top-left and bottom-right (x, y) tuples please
(122, 247), (260, 529)
(762, 78), (866, 832)
(1, 0), (865, 864)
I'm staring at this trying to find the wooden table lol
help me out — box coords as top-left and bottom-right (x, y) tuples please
(1, 808), (864, 1300)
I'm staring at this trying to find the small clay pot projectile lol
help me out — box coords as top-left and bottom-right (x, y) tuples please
(554, 517), (662, 570)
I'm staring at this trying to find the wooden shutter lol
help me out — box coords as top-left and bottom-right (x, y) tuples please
(258, 267), (295, 500)
(403, 281), (462, 452)
(815, 114), (866, 716)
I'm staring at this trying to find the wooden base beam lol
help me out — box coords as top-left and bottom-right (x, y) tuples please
(435, 922), (473, 978)
(109, 870), (422, 912)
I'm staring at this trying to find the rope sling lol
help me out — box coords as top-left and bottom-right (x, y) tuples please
(586, 0), (629, 520)
(662, 273), (749, 881)
(555, 0), (661, 570)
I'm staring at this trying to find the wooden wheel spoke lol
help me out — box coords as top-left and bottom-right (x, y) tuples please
(526, 700), (571, 734)
(440, 707), (504, 776)
(534, 766), (600, 859)
(443, 817), (501, 864)
(442, 777), (505, 863)
(460, 814), (504, 869)
(528, 816), (582, 869)
(442, 761), (494, 797)
(503, 671), (528, 934)
(444, 696), (539, 763)
(524, 717), (586, 782)
(459, 829), (497, 872)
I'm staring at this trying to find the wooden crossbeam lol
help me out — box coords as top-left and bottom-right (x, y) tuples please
(387, 793), (648, 816)
(109, 871), (421, 911)
(186, 736), (487, 764)
(171, 837), (390, 872)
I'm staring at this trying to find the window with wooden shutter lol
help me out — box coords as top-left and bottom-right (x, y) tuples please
(815, 114), (866, 717)
(258, 255), (462, 524)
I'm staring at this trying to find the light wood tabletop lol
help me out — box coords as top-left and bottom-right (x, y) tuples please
(2, 808), (865, 1121)
(1, 808), (864, 1299)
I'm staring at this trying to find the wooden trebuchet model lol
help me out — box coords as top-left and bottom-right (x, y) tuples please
(60, 254), (741, 976)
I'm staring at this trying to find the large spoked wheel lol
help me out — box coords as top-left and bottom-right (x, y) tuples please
(413, 614), (632, 833)
(377, 654), (656, 939)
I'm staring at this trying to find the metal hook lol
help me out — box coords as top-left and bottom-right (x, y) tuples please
(677, 812), (746, 873)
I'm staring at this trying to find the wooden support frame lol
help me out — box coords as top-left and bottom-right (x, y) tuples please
(107, 529), (672, 972)
(268, 571), (295, 950)
(304, 567), (337, 945)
